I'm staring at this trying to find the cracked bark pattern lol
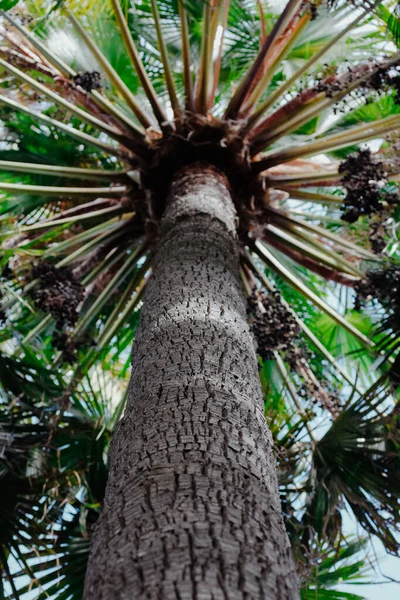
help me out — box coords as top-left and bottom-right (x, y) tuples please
(84, 164), (299, 600)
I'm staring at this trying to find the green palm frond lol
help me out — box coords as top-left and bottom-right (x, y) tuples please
(303, 379), (400, 553)
(300, 538), (370, 600)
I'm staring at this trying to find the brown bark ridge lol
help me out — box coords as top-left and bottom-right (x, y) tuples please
(84, 163), (299, 600)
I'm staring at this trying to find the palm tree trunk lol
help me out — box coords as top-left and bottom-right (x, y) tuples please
(84, 163), (299, 600)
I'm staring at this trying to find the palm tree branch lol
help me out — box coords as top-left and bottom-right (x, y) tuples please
(244, 9), (368, 132)
(224, 0), (304, 119)
(253, 114), (400, 170)
(0, 160), (128, 181)
(110, 0), (168, 127)
(149, 0), (181, 119)
(0, 93), (131, 159)
(67, 11), (153, 130)
(178, 0), (195, 112)
(1, 10), (146, 142)
(0, 57), (131, 145)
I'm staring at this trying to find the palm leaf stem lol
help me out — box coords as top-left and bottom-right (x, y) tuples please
(109, 384), (129, 428)
(297, 360), (338, 416)
(273, 217), (368, 266)
(1, 11), (146, 143)
(254, 114), (400, 171)
(110, 0), (167, 127)
(178, 0), (195, 112)
(251, 56), (400, 152)
(1, 280), (38, 311)
(77, 266), (148, 376)
(195, 0), (212, 114)
(0, 160), (128, 181)
(47, 197), (127, 222)
(271, 209), (378, 260)
(72, 238), (131, 281)
(298, 319), (364, 393)
(22, 314), (53, 344)
(282, 188), (344, 204)
(255, 99), (379, 157)
(209, 0), (230, 110)
(242, 10), (310, 115)
(252, 240), (373, 346)
(273, 350), (316, 444)
(149, 0), (181, 119)
(74, 221), (142, 295)
(1, 10), (74, 77)
(0, 182), (126, 197)
(56, 225), (128, 268)
(12, 206), (126, 234)
(81, 244), (129, 287)
(286, 212), (346, 225)
(96, 257), (150, 348)
(244, 10), (367, 131)
(262, 232), (359, 285)
(240, 265), (253, 296)
(0, 94), (130, 159)
(0, 57), (130, 145)
(224, 0), (304, 119)
(74, 243), (145, 334)
(43, 218), (122, 257)
(265, 170), (341, 187)
(256, 0), (267, 44)
(0, 44), (55, 78)
(202, 0), (226, 111)
(265, 223), (362, 276)
(67, 12), (152, 130)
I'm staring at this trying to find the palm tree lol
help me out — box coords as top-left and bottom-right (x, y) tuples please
(0, 0), (400, 598)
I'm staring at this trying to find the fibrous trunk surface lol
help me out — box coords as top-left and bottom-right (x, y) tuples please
(84, 164), (299, 600)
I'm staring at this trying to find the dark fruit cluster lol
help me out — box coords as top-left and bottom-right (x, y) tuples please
(365, 64), (400, 104)
(299, 382), (342, 418)
(369, 216), (388, 254)
(31, 262), (84, 329)
(53, 330), (94, 365)
(339, 149), (398, 223)
(308, 2), (318, 20)
(327, 0), (375, 11)
(247, 289), (300, 360)
(1, 262), (12, 280)
(354, 267), (400, 315)
(73, 71), (102, 92)
(316, 75), (344, 99)
(285, 344), (308, 373)
(0, 262), (13, 327)
(52, 331), (78, 364)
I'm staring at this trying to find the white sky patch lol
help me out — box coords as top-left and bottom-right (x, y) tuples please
(212, 25), (224, 62)
(46, 28), (98, 71)
(165, 99), (174, 121)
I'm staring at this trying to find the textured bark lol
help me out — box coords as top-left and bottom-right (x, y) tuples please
(84, 164), (299, 600)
